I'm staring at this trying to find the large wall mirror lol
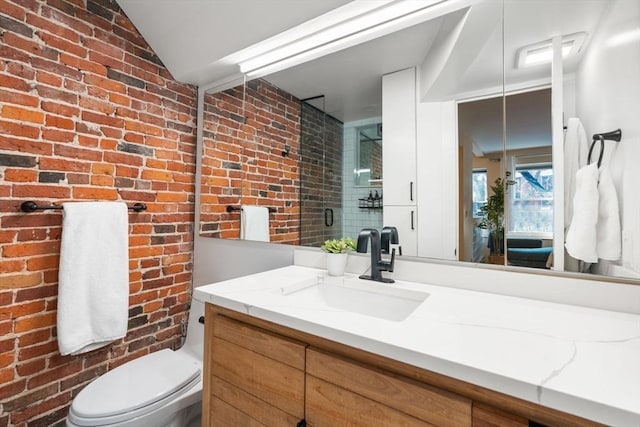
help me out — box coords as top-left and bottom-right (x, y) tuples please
(198, 0), (640, 283)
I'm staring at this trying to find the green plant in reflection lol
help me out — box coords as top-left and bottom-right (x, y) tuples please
(477, 172), (516, 256)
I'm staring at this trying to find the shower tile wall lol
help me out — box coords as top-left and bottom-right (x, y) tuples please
(342, 118), (384, 240)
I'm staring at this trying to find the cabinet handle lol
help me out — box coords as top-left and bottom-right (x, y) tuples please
(410, 181), (414, 202)
(296, 420), (307, 427)
(410, 210), (415, 230)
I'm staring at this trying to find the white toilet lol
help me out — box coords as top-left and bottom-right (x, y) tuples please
(66, 298), (205, 427)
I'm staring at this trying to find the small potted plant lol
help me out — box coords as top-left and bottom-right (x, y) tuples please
(321, 237), (357, 276)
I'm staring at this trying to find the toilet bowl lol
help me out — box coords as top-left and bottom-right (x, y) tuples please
(66, 298), (205, 427)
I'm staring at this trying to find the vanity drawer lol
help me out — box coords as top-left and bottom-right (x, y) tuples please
(472, 404), (529, 427)
(212, 314), (306, 370)
(306, 347), (472, 427)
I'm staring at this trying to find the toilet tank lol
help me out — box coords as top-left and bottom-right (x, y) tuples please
(179, 298), (205, 361)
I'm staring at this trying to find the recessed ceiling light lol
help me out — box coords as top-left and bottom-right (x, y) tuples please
(516, 32), (586, 68)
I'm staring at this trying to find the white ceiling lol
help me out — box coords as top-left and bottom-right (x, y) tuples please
(116, 0), (611, 152)
(115, 0), (352, 84)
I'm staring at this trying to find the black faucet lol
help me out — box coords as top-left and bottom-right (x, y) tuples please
(357, 228), (396, 283)
(380, 226), (400, 255)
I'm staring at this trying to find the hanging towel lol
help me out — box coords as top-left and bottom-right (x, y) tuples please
(240, 205), (270, 242)
(563, 118), (589, 228)
(57, 202), (129, 356)
(596, 167), (621, 261)
(565, 163), (599, 263)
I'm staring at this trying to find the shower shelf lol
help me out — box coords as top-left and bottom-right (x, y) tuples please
(358, 198), (383, 209)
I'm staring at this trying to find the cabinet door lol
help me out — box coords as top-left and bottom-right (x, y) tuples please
(305, 348), (471, 427)
(416, 101), (458, 260)
(383, 205), (417, 256)
(383, 67), (417, 206)
(208, 314), (306, 426)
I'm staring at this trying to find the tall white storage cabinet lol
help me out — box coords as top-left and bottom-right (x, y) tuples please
(382, 68), (418, 256)
(416, 101), (458, 261)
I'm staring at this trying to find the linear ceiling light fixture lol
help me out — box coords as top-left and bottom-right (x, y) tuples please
(516, 32), (586, 68)
(223, 0), (469, 79)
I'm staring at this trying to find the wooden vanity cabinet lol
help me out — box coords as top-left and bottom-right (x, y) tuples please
(203, 305), (602, 427)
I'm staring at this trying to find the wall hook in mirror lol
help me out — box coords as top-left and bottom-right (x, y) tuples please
(282, 145), (291, 157)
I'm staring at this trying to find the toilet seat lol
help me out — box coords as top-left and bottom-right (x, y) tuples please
(67, 349), (201, 426)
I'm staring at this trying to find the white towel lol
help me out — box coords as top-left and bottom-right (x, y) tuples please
(57, 202), (129, 355)
(240, 205), (270, 242)
(563, 118), (589, 228)
(565, 163), (599, 263)
(596, 167), (621, 261)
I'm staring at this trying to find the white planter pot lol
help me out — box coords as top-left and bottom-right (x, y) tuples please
(326, 253), (348, 276)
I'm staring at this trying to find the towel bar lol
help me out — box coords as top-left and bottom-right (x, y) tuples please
(20, 201), (147, 213)
(226, 205), (277, 213)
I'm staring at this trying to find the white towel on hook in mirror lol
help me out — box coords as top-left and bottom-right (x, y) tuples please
(240, 205), (270, 242)
(57, 202), (129, 355)
(563, 118), (589, 229)
(596, 167), (621, 261)
(565, 163), (599, 263)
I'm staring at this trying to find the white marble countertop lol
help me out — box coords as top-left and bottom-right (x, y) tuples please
(195, 265), (640, 426)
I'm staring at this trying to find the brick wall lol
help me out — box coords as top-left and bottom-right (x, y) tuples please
(0, 1), (196, 425)
(199, 85), (245, 238)
(200, 79), (301, 244)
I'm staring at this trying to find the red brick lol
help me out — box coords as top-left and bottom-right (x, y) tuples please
(16, 358), (46, 377)
(14, 312), (56, 333)
(36, 69), (63, 87)
(60, 52), (106, 75)
(45, 114), (74, 130)
(0, 272), (42, 289)
(0, 0), (27, 20)
(41, 100), (80, 117)
(0, 260), (23, 275)
(0, 119), (40, 139)
(12, 184), (71, 199)
(18, 329), (51, 348)
(38, 30), (87, 58)
(53, 143), (102, 161)
(4, 169), (37, 182)
(0, 379), (26, 401)
(26, 12), (80, 43)
(26, 254), (59, 271)
(72, 185), (119, 201)
(39, 157), (91, 172)
(41, 128), (76, 142)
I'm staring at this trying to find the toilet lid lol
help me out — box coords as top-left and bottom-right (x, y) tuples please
(71, 349), (200, 420)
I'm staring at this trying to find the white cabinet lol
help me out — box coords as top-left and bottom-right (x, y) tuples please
(382, 67), (417, 206)
(381, 67), (458, 259)
(416, 101), (458, 261)
(383, 68), (418, 256)
(383, 206), (417, 256)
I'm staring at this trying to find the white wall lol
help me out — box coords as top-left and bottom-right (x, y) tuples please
(575, 0), (640, 276)
(342, 117), (384, 240)
(192, 236), (293, 287)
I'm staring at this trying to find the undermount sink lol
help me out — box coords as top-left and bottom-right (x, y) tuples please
(279, 276), (429, 321)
